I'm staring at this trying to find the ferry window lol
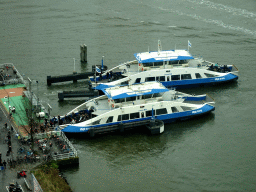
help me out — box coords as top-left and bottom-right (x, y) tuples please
(154, 62), (162, 66)
(118, 115), (121, 121)
(171, 107), (179, 113)
(146, 110), (155, 117)
(156, 108), (167, 115)
(160, 76), (165, 81)
(106, 116), (113, 123)
(181, 74), (192, 80)
(156, 76), (159, 81)
(92, 119), (101, 125)
(121, 81), (129, 85)
(179, 60), (188, 64)
(180, 106), (192, 111)
(122, 114), (129, 121)
(142, 94), (152, 99)
(170, 60), (179, 65)
(119, 98), (125, 103)
(145, 77), (155, 82)
(135, 78), (141, 83)
(195, 73), (202, 79)
(167, 76), (170, 81)
(126, 96), (136, 102)
(171, 75), (180, 81)
(166, 70), (170, 72)
(204, 73), (216, 77)
(114, 99), (120, 103)
(130, 112), (140, 119)
(144, 63), (153, 67)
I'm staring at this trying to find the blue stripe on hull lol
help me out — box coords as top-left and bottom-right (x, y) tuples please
(62, 104), (215, 133)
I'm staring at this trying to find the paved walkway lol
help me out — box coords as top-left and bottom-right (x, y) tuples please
(0, 109), (70, 192)
(0, 108), (32, 191)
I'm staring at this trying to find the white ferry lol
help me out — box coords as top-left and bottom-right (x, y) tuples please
(56, 82), (215, 135)
(89, 41), (238, 90)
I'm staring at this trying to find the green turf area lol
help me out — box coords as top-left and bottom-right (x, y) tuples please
(0, 84), (26, 90)
(1, 96), (29, 126)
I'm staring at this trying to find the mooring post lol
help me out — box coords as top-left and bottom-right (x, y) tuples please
(80, 44), (87, 63)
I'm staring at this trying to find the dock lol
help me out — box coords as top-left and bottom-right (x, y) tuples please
(58, 89), (99, 101)
(47, 72), (94, 86)
(0, 63), (79, 191)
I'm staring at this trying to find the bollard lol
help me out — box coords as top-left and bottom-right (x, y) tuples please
(80, 44), (87, 63)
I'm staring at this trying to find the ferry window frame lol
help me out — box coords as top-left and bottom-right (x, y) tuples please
(145, 77), (156, 82)
(171, 107), (179, 113)
(195, 73), (202, 79)
(130, 112), (140, 119)
(106, 116), (114, 123)
(181, 74), (192, 80)
(156, 108), (167, 115)
(171, 75), (180, 81)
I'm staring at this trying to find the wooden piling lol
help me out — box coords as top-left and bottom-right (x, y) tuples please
(80, 44), (87, 63)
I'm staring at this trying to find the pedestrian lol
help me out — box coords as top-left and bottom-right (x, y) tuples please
(3, 160), (6, 170)
(44, 118), (48, 128)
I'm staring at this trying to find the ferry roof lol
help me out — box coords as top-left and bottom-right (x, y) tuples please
(134, 49), (194, 63)
(102, 82), (169, 100)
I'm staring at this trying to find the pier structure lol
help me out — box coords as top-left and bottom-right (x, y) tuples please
(0, 62), (79, 161)
(58, 89), (99, 101)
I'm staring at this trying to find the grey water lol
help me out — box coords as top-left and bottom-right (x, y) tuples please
(1, 0), (256, 191)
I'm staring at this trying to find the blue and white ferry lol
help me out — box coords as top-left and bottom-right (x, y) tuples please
(57, 82), (215, 135)
(89, 41), (238, 90)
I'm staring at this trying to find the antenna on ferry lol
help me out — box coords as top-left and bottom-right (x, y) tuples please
(158, 40), (162, 55)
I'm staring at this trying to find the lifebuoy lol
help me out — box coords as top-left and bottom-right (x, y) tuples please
(139, 63), (141, 66)
(112, 104), (115, 108)
(142, 68), (144, 71)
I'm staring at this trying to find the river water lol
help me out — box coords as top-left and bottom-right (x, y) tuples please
(1, 0), (256, 191)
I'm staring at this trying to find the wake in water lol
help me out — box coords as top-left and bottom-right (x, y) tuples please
(137, 0), (256, 37)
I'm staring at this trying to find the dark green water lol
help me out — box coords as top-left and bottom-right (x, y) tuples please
(1, 0), (256, 191)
